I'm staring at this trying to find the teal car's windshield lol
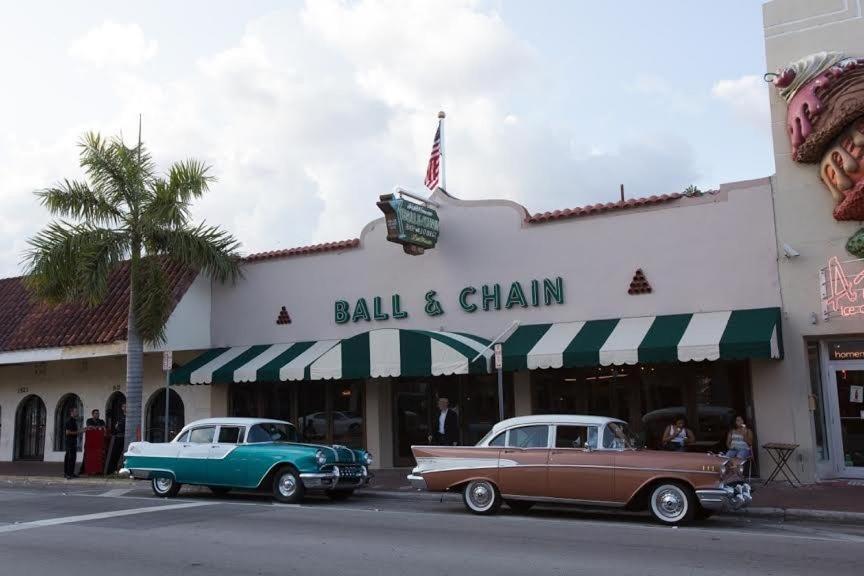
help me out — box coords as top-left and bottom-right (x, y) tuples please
(247, 422), (298, 443)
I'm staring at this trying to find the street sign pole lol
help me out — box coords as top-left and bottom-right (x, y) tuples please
(162, 351), (172, 442)
(494, 343), (504, 422)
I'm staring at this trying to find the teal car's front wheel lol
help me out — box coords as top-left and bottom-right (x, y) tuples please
(151, 475), (181, 498)
(273, 468), (305, 503)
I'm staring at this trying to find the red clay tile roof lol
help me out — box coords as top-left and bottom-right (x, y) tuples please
(243, 239), (361, 262)
(0, 259), (197, 353)
(526, 194), (683, 224)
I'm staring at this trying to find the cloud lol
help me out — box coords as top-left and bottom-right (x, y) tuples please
(0, 1), (702, 277)
(712, 75), (770, 131)
(68, 21), (158, 68)
(630, 74), (702, 116)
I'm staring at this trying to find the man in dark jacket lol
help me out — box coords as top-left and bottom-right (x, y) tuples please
(63, 407), (81, 479)
(429, 397), (459, 446)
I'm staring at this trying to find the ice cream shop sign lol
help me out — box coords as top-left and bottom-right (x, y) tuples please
(821, 256), (864, 319)
(334, 277), (565, 324)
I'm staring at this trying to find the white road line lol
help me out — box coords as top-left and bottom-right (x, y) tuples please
(97, 488), (135, 498)
(0, 502), (212, 534)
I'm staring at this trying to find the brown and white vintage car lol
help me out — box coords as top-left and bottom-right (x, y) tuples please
(408, 415), (751, 525)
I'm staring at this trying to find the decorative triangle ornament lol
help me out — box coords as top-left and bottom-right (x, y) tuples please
(628, 269), (652, 295)
(276, 306), (292, 325)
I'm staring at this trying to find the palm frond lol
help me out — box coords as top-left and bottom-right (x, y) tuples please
(148, 223), (242, 283)
(142, 180), (192, 229)
(132, 256), (172, 344)
(24, 221), (128, 305)
(35, 179), (124, 225)
(167, 159), (215, 203)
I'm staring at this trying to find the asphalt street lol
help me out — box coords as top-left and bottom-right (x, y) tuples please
(0, 481), (862, 576)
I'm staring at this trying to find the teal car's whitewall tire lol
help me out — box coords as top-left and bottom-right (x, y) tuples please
(273, 468), (305, 503)
(151, 475), (181, 498)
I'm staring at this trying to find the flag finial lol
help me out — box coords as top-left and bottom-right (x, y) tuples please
(438, 110), (446, 119)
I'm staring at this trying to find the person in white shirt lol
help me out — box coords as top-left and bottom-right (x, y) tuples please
(428, 397), (459, 446)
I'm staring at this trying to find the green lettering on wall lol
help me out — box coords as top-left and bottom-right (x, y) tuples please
(505, 281), (528, 309)
(352, 298), (371, 322)
(392, 294), (408, 319)
(482, 283), (501, 311)
(373, 296), (389, 321)
(543, 277), (564, 305)
(531, 279), (540, 307)
(424, 290), (444, 316)
(335, 300), (350, 324)
(459, 286), (478, 313)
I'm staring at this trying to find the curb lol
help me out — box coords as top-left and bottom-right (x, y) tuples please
(740, 506), (864, 524)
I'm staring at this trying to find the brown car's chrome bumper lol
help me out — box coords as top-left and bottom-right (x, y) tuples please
(407, 473), (427, 490)
(696, 483), (752, 511)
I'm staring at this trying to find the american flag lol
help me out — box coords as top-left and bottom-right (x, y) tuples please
(424, 123), (442, 191)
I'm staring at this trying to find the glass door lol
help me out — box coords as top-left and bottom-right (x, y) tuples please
(831, 369), (864, 475)
(393, 381), (431, 467)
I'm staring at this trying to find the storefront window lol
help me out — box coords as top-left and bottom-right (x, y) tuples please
(532, 361), (753, 454)
(807, 342), (828, 461)
(331, 381), (364, 448)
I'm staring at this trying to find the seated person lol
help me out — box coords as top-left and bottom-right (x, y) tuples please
(662, 417), (694, 451)
(725, 416), (753, 459)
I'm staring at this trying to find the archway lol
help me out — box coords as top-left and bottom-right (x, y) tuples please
(15, 395), (46, 461)
(105, 391), (126, 435)
(54, 394), (83, 451)
(145, 389), (184, 443)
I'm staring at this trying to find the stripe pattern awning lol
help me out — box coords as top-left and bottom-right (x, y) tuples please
(307, 329), (492, 380)
(171, 329), (493, 385)
(502, 307), (782, 371)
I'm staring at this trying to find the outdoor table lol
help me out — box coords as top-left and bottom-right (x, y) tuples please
(762, 442), (801, 487)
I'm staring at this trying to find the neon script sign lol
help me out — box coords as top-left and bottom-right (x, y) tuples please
(823, 256), (864, 318)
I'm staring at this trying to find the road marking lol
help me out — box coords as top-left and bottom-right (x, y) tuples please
(97, 488), (135, 498)
(0, 502), (212, 534)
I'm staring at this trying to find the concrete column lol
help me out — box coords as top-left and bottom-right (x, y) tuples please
(513, 371), (532, 416)
(365, 378), (393, 469)
(209, 383), (228, 418)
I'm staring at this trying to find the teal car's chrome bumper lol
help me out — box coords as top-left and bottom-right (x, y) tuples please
(301, 465), (371, 490)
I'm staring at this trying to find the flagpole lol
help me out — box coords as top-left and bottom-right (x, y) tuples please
(438, 110), (446, 192)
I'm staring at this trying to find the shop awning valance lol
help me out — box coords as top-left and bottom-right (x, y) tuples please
(501, 307), (782, 371)
(170, 340), (341, 385)
(307, 329), (493, 380)
(171, 329), (493, 385)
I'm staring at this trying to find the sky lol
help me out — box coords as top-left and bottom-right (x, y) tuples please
(0, 0), (772, 278)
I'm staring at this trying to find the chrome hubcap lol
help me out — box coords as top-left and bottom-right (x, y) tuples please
(155, 478), (172, 493)
(278, 473), (297, 497)
(654, 488), (685, 519)
(468, 482), (493, 510)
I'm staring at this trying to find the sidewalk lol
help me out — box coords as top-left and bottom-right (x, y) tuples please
(3, 462), (863, 521)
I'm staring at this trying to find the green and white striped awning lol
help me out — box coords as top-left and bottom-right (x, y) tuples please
(502, 307), (782, 371)
(171, 329), (493, 385)
(307, 328), (492, 380)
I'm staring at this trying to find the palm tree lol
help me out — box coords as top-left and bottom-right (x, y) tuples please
(24, 131), (242, 449)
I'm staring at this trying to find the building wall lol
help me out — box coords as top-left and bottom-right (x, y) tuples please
(211, 181), (781, 348)
(760, 0), (864, 481)
(0, 352), (210, 462)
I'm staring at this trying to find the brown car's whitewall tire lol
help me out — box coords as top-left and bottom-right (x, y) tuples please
(463, 480), (501, 515)
(151, 475), (181, 498)
(648, 483), (695, 525)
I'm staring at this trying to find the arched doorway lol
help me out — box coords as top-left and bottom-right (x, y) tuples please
(145, 389), (184, 443)
(54, 394), (83, 451)
(15, 395), (46, 461)
(105, 391), (126, 435)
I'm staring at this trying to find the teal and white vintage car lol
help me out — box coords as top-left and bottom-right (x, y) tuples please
(120, 418), (372, 503)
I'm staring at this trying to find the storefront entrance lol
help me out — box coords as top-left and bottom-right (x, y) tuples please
(822, 341), (864, 478)
(15, 395), (46, 461)
(392, 374), (514, 467)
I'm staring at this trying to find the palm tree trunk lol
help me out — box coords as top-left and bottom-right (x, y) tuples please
(124, 246), (143, 451)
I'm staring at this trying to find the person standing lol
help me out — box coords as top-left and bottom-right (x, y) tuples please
(85, 409), (106, 430)
(80, 409), (107, 476)
(661, 417), (694, 452)
(63, 406), (82, 479)
(726, 416), (754, 459)
(105, 403), (126, 474)
(428, 397), (459, 446)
